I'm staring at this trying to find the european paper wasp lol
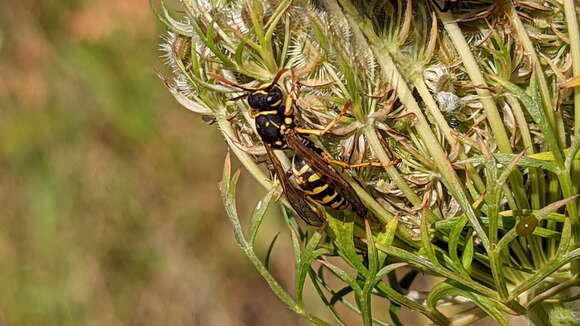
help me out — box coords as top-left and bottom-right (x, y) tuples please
(210, 70), (399, 226)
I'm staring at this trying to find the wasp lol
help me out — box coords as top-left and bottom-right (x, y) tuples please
(210, 70), (398, 226)
(431, 0), (460, 12)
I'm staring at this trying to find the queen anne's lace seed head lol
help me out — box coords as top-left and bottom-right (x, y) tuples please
(156, 1), (580, 323)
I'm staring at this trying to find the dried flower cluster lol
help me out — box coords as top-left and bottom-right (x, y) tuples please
(156, 0), (580, 325)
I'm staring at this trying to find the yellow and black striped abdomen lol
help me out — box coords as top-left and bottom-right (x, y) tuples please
(291, 154), (351, 210)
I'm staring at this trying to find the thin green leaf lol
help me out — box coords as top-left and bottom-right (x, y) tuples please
(420, 196), (439, 266)
(374, 243), (498, 298)
(496, 229), (518, 253)
(462, 233), (474, 271)
(373, 263), (408, 285)
(307, 269), (349, 326)
(374, 217), (399, 262)
(296, 232), (324, 306)
(534, 195), (580, 219)
(497, 150), (527, 186)
(283, 209), (302, 267)
(264, 233), (280, 270)
(219, 153), (247, 248)
(457, 153), (559, 172)
(448, 216), (468, 275)
(318, 260), (361, 292)
(427, 282), (508, 326)
(248, 188), (276, 245)
(327, 213), (367, 274)
(491, 76), (564, 166)
(151, 0), (194, 36)
(360, 221), (377, 325)
(233, 42), (247, 67)
(556, 216), (572, 258)
(191, 19), (236, 68)
(330, 286), (354, 306)
(264, 0), (292, 42)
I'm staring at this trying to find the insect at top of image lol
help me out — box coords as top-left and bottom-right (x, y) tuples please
(210, 69), (400, 227)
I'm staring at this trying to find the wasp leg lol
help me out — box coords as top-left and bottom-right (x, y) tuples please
(294, 101), (352, 137)
(284, 90), (295, 116)
(321, 152), (401, 169)
(283, 69), (300, 116)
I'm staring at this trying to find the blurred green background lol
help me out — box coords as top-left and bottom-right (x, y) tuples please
(0, 1), (309, 325)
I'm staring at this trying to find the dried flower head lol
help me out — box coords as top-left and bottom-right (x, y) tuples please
(156, 0), (580, 325)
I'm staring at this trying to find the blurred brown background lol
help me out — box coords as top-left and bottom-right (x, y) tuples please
(0, 1), (310, 325)
(0, 1), (537, 325)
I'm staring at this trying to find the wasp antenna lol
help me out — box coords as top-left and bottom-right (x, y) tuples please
(207, 72), (254, 92)
(227, 93), (249, 103)
(268, 69), (291, 88)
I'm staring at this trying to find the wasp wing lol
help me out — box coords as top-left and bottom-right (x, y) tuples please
(264, 145), (324, 226)
(284, 130), (367, 217)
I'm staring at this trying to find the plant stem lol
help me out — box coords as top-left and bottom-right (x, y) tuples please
(504, 1), (562, 143)
(438, 11), (533, 212)
(437, 12), (512, 153)
(563, 0), (580, 129)
(413, 77), (486, 194)
(216, 107), (273, 189)
(220, 157), (332, 326)
(364, 124), (422, 206)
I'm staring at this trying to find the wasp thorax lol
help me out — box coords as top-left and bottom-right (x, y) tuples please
(247, 86), (284, 111)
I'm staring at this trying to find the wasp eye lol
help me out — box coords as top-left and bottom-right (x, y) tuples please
(265, 92), (281, 105)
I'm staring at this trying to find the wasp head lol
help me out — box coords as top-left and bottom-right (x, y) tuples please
(247, 86), (284, 111)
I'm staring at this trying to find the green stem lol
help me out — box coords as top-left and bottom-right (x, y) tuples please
(220, 160), (331, 326)
(563, 0), (580, 131)
(526, 278), (580, 309)
(437, 12), (511, 154)
(364, 124), (422, 206)
(504, 1), (561, 144)
(438, 10), (529, 210)
(216, 107), (272, 189)
(413, 78), (486, 194)
(349, 181), (418, 247)
(506, 96), (540, 208)
(563, 0), (580, 233)
(371, 50), (491, 249)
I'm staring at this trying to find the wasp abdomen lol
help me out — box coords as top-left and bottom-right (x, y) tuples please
(292, 155), (351, 210)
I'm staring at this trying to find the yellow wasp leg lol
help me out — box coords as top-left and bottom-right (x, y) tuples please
(294, 101), (351, 137)
(249, 107), (258, 118)
(284, 93), (294, 116)
(284, 69), (300, 116)
(321, 152), (401, 170)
